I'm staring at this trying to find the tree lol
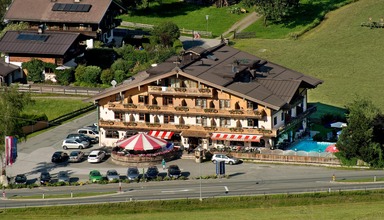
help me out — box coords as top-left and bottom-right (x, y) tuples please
(0, 87), (33, 173)
(22, 59), (45, 82)
(151, 21), (180, 47)
(101, 69), (114, 85)
(243, 0), (299, 26)
(337, 97), (383, 167)
(55, 69), (74, 85)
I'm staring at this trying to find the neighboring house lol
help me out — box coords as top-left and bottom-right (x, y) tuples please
(88, 43), (323, 149)
(3, 0), (125, 48)
(0, 31), (87, 82)
(0, 61), (21, 86)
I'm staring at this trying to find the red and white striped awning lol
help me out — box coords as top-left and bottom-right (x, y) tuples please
(148, 130), (174, 140)
(211, 133), (262, 142)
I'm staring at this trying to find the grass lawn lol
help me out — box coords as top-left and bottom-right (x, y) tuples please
(24, 95), (92, 120)
(119, 0), (248, 37)
(2, 191), (384, 219)
(234, 0), (384, 111)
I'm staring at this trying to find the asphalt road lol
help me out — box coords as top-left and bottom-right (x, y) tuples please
(3, 111), (384, 208)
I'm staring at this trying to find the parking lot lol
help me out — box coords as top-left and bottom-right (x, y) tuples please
(5, 111), (252, 184)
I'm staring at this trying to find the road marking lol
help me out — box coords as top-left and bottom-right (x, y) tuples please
(161, 189), (189, 193)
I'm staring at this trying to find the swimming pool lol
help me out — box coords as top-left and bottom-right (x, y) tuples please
(287, 140), (335, 152)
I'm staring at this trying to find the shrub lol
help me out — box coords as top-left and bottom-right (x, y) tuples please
(101, 69), (114, 85)
(22, 59), (45, 82)
(55, 68), (74, 85)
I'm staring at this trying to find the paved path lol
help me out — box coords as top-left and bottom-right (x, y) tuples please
(220, 11), (260, 38)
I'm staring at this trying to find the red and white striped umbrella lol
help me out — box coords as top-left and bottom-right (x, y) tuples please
(116, 133), (168, 151)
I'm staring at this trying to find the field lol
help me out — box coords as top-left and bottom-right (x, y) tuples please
(235, 0), (384, 110)
(119, 0), (249, 37)
(23, 95), (91, 120)
(2, 191), (384, 219)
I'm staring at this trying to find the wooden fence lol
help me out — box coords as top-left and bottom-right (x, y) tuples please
(120, 21), (213, 37)
(234, 32), (256, 39)
(10, 84), (104, 96)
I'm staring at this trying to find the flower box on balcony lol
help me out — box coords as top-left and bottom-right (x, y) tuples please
(204, 108), (218, 113)
(204, 126), (218, 131)
(147, 105), (161, 110)
(229, 127), (244, 132)
(174, 106), (189, 112)
(150, 86), (162, 91)
(229, 109), (244, 115)
(199, 88), (211, 93)
(174, 88), (187, 92)
(123, 122), (137, 127)
(108, 103), (116, 108)
(146, 123), (161, 128)
(123, 103), (137, 109)
(254, 110), (265, 116)
(176, 125), (190, 129)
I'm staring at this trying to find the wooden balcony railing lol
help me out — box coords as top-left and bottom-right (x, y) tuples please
(107, 102), (266, 119)
(148, 86), (213, 98)
(99, 120), (277, 137)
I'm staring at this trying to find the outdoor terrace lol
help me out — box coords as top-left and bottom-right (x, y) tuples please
(147, 86), (213, 98)
(107, 102), (266, 119)
(99, 120), (277, 137)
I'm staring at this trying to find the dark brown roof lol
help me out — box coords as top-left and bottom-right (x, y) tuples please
(0, 61), (19, 77)
(0, 31), (80, 55)
(90, 44), (323, 110)
(4, 0), (121, 24)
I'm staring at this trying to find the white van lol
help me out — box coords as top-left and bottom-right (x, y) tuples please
(77, 128), (99, 142)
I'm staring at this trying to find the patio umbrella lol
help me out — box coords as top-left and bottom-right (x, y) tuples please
(325, 144), (339, 153)
(116, 133), (169, 151)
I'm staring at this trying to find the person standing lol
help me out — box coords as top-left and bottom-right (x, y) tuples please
(162, 159), (166, 170)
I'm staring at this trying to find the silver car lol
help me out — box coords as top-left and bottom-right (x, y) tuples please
(106, 169), (120, 182)
(57, 171), (70, 183)
(127, 167), (140, 181)
(68, 150), (85, 163)
(62, 138), (89, 150)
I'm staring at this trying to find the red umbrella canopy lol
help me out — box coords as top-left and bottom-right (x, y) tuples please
(116, 133), (168, 151)
(325, 144), (339, 153)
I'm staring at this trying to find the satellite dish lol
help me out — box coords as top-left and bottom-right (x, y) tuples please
(111, 80), (117, 87)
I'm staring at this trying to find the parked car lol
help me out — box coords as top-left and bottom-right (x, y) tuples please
(89, 170), (103, 182)
(14, 174), (27, 185)
(167, 165), (181, 178)
(39, 171), (52, 185)
(51, 151), (68, 163)
(211, 154), (240, 165)
(57, 171), (70, 183)
(127, 167), (140, 181)
(66, 133), (96, 144)
(84, 123), (98, 131)
(87, 150), (106, 163)
(62, 138), (90, 150)
(106, 169), (120, 182)
(145, 166), (159, 180)
(78, 128), (99, 142)
(68, 150), (85, 163)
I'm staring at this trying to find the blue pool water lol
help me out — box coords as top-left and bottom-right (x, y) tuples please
(287, 140), (336, 152)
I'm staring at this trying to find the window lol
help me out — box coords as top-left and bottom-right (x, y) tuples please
(139, 95), (148, 104)
(247, 119), (258, 127)
(163, 96), (173, 105)
(273, 116), (277, 126)
(196, 116), (202, 125)
(114, 112), (124, 121)
(202, 117), (208, 126)
(281, 112), (285, 121)
(106, 130), (119, 138)
(247, 101), (253, 109)
(139, 113), (145, 121)
(220, 118), (231, 127)
(219, 100), (230, 109)
(164, 115), (174, 124)
(196, 98), (207, 108)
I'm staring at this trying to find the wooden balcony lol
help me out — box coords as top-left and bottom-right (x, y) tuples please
(107, 102), (266, 119)
(147, 86), (213, 98)
(99, 120), (277, 137)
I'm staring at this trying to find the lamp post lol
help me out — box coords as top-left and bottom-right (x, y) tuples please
(205, 15), (209, 34)
(199, 159), (202, 201)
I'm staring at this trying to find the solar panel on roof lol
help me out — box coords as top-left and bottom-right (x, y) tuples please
(69, 4), (78, 11)
(52, 3), (91, 12)
(63, 4), (72, 11)
(17, 33), (49, 42)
